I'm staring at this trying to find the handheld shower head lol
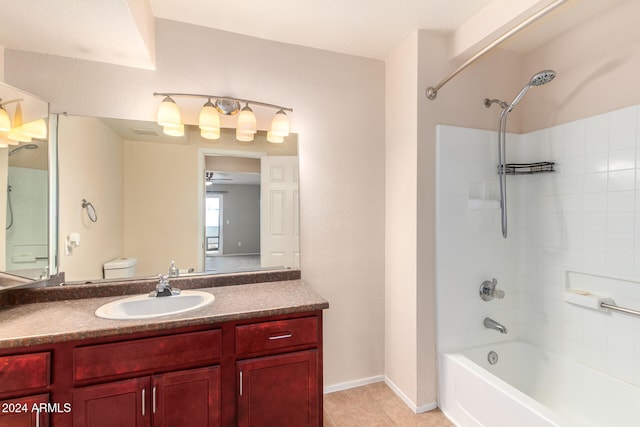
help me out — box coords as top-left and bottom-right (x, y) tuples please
(507, 69), (556, 112)
(8, 144), (38, 156)
(530, 70), (556, 86)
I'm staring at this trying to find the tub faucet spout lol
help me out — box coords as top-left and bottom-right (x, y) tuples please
(484, 317), (508, 334)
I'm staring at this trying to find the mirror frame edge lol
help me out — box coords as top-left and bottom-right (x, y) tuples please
(48, 114), (59, 280)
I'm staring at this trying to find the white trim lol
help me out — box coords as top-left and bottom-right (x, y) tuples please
(383, 376), (438, 414)
(323, 375), (385, 394)
(324, 375), (438, 414)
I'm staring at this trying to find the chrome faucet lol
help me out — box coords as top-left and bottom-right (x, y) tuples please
(479, 278), (505, 301)
(484, 317), (508, 334)
(150, 274), (181, 297)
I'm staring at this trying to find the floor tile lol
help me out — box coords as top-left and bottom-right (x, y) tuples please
(324, 382), (454, 427)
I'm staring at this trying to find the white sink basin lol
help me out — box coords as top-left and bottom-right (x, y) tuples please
(95, 290), (215, 320)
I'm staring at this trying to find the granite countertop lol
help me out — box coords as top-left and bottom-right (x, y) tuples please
(0, 280), (329, 349)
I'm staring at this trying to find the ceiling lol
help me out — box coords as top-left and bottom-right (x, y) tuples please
(0, 0), (625, 70)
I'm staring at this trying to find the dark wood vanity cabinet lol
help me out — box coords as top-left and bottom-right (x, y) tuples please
(71, 367), (220, 427)
(237, 351), (319, 427)
(0, 310), (322, 427)
(235, 317), (321, 427)
(0, 394), (49, 427)
(0, 352), (52, 427)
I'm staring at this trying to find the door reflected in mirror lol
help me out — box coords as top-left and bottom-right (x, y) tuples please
(57, 115), (298, 283)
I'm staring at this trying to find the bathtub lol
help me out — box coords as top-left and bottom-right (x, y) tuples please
(439, 341), (640, 427)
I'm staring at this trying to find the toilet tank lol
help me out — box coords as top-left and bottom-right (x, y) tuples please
(103, 257), (138, 279)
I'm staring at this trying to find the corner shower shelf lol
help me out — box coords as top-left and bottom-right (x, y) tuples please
(500, 162), (555, 175)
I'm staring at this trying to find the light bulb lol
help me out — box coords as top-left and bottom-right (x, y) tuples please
(236, 128), (254, 142)
(267, 131), (284, 143)
(163, 124), (184, 137)
(22, 119), (47, 139)
(237, 104), (257, 134)
(201, 128), (220, 140)
(0, 106), (10, 132)
(199, 100), (220, 131)
(8, 126), (31, 143)
(270, 109), (289, 137)
(157, 96), (181, 127)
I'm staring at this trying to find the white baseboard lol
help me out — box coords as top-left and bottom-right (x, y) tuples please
(323, 375), (385, 394)
(324, 375), (438, 414)
(383, 377), (438, 414)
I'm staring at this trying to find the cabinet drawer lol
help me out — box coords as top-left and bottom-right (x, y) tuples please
(236, 317), (318, 357)
(0, 352), (50, 395)
(74, 329), (221, 383)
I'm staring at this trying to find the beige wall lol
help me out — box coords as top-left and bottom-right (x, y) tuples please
(5, 19), (386, 388)
(384, 29), (524, 408)
(123, 139), (199, 276)
(58, 115), (124, 281)
(385, 31), (419, 404)
(522, 0), (640, 131)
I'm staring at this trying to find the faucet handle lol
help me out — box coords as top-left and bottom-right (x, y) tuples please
(480, 278), (505, 301)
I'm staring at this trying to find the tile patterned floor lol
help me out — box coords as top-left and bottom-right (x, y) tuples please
(324, 382), (455, 427)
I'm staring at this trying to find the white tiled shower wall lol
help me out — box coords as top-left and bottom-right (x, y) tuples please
(436, 104), (640, 387)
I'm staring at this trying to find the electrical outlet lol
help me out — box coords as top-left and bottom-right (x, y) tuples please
(238, 241), (242, 247)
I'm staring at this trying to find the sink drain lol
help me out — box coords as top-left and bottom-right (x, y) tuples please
(487, 351), (498, 365)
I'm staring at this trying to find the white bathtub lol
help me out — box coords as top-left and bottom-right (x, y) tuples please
(439, 341), (640, 427)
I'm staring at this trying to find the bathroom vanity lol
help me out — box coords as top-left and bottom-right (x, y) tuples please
(0, 274), (328, 427)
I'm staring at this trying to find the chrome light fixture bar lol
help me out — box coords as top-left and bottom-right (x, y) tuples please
(153, 92), (292, 143)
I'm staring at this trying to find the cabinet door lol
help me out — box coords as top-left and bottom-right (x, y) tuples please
(72, 377), (150, 427)
(237, 350), (319, 427)
(152, 366), (220, 427)
(0, 394), (48, 427)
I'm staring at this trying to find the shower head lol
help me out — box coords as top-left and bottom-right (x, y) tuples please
(507, 69), (556, 112)
(530, 70), (556, 86)
(8, 144), (38, 156)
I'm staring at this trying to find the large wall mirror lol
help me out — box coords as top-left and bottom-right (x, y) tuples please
(56, 115), (299, 283)
(0, 82), (51, 284)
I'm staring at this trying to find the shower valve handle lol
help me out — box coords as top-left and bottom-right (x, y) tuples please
(480, 278), (505, 301)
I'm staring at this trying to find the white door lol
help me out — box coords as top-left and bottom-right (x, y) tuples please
(260, 156), (299, 268)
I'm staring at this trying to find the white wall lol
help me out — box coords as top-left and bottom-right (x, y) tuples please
(518, 105), (640, 387)
(435, 125), (522, 354)
(4, 19), (386, 388)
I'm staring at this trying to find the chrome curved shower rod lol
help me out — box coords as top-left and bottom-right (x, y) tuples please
(425, 0), (566, 101)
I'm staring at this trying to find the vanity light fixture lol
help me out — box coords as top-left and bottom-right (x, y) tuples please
(163, 123), (184, 137)
(270, 109), (290, 137)
(0, 104), (10, 132)
(7, 102), (31, 143)
(199, 99), (220, 140)
(157, 96), (181, 128)
(153, 92), (292, 142)
(22, 118), (47, 139)
(0, 99), (48, 145)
